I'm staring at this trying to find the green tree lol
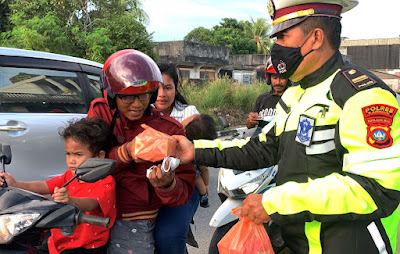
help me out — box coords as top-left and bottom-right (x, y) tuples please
(0, 0), (12, 33)
(1, 0), (154, 63)
(243, 18), (273, 54)
(184, 18), (257, 55)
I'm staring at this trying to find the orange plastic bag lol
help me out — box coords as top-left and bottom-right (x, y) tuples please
(218, 207), (274, 254)
(133, 124), (177, 162)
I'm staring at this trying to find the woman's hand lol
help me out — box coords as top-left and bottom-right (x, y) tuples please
(148, 160), (176, 190)
(126, 140), (146, 163)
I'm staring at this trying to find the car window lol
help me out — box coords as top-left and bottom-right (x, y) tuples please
(0, 66), (86, 113)
(87, 74), (102, 99)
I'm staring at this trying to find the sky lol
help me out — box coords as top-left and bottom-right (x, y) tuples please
(142, 0), (400, 42)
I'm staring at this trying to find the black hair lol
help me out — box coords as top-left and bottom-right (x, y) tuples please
(59, 117), (111, 156)
(185, 114), (218, 141)
(299, 16), (342, 50)
(157, 62), (188, 105)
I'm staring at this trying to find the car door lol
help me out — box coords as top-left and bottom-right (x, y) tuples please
(0, 63), (100, 182)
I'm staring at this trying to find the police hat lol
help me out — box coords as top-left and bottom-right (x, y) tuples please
(268, 0), (358, 37)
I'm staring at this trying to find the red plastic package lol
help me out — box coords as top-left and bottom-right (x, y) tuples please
(133, 124), (177, 162)
(218, 207), (274, 254)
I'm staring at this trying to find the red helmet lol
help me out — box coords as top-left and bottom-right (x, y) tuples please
(102, 49), (162, 99)
(264, 57), (277, 85)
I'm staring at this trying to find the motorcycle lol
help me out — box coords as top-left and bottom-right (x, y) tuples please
(208, 119), (287, 254)
(0, 143), (116, 253)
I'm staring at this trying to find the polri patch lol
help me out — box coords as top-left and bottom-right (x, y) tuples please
(342, 68), (377, 90)
(362, 104), (398, 148)
(295, 115), (315, 147)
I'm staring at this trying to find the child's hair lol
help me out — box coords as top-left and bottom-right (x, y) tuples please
(185, 114), (217, 141)
(59, 117), (111, 156)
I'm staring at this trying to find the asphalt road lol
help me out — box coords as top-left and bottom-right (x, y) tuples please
(187, 167), (221, 254)
(186, 129), (249, 254)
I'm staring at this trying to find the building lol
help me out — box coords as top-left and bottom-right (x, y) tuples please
(155, 41), (266, 84)
(340, 38), (400, 92)
(155, 39), (400, 90)
(155, 41), (229, 80)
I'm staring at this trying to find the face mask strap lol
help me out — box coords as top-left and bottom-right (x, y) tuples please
(300, 31), (315, 58)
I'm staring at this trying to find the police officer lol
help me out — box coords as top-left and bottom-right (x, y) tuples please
(162, 0), (400, 253)
(246, 57), (290, 129)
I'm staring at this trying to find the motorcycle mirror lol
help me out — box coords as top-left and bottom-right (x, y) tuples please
(75, 158), (116, 183)
(1, 144), (12, 165)
(217, 116), (229, 129)
(61, 158), (116, 188)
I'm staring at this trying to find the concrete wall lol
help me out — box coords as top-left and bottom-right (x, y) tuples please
(340, 38), (400, 48)
(229, 54), (268, 67)
(155, 41), (229, 66)
(340, 38), (400, 70)
(156, 41), (185, 63)
(182, 41), (229, 65)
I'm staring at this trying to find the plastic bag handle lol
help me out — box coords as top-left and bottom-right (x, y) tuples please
(231, 206), (243, 220)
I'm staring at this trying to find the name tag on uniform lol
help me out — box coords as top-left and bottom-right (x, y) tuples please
(295, 115), (315, 146)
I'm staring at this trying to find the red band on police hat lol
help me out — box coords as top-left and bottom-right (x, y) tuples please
(273, 3), (342, 26)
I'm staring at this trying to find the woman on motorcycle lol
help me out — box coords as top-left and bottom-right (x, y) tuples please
(87, 50), (196, 254)
(153, 63), (211, 254)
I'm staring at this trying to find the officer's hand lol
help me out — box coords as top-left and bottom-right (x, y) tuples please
(148, 161), (176, 189)
(242, 194), (271, 225)
(246, 112), (260, 129)
(171, 135), (195, 164)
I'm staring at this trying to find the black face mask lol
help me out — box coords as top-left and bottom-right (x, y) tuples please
(270, 34), (314, 80)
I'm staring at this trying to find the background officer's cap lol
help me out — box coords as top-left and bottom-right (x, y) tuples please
(268, 0), (358, 37)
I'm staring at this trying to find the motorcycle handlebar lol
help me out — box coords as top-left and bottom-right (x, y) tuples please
(77, 212), (110, 228)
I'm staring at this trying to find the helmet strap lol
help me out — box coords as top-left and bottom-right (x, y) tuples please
(109, 109), (120, 146)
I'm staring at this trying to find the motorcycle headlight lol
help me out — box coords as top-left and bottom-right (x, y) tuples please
(0, 213), (40, 244)
(239, 174), (265, 194)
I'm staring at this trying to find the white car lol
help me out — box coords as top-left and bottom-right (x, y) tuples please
(0, 47), (103, 181)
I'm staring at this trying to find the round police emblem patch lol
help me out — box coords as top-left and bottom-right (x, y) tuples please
(372, 129), (386, 142)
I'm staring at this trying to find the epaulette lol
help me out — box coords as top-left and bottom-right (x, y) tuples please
(341, 67), (377, 90)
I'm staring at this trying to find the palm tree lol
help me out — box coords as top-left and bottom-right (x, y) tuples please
(243, 18), (274, 54)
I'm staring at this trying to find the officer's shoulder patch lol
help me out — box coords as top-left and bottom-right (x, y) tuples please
(362, 104), (398, 148)
(342, 68), (377, 90)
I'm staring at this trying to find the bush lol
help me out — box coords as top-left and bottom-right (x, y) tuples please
(180, 78), (269, 127)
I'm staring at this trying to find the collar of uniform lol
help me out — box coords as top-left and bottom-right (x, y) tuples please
(298, 51), (343, 89)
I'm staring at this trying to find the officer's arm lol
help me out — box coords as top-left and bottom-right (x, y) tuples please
(262, 76), (400, 225)
(194, 122), (278, 170)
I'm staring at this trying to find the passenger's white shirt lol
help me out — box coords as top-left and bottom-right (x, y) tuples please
(170, 101), (199, 123)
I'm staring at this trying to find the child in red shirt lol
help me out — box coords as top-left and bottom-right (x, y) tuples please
(0, 118), (116, 254)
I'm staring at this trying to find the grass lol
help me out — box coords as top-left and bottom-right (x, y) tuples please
(180, 78), (270, 127)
